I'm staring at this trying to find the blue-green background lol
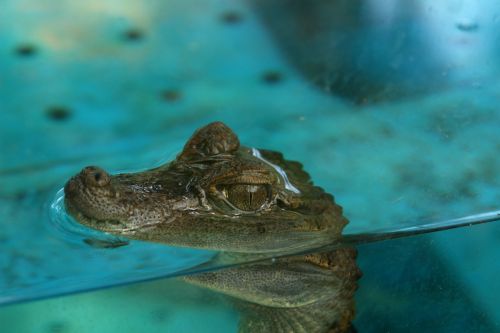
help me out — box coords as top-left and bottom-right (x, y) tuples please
(0, 0), (499, 332)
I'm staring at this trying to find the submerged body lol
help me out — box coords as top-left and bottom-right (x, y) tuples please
(64, 122), (361, 333)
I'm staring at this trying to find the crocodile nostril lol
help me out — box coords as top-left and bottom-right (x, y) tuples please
(94, 172), (102, 182)
(82, 166), (110, 187)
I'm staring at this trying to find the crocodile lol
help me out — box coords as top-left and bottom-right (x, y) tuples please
(64, 122), (361, 333)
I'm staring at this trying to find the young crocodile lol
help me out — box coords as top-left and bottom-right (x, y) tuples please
(64, 122), (361, 333)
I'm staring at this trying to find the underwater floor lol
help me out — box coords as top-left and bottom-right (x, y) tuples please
(0, 0), (499, 332)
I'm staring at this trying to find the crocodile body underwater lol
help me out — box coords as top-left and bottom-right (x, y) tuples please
(64, 122), (361, 333)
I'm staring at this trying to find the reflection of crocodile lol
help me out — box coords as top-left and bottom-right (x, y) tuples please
(64, 122), (361, 333)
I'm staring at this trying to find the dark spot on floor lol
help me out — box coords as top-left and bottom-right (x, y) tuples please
(150, 308), (169, 323)
(161, 89), (181, 102)
(261, 70), (283, 84)
(123, 28), (144, 41)
(46, 321), (68, 333)
(380, 125), (394, 137)
(0, 234), (8, 243)
(46, 106), (72, 122)
(14, 191), (28, 201)
(220, 11), (243, 24)
(15, 44), (38, 57)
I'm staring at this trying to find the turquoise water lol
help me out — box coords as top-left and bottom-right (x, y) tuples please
(1, 0), (499, 332)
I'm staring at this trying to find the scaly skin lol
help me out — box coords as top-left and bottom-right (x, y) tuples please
(64, 122), (361, 333)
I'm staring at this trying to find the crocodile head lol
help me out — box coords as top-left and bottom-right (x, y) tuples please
(64, 122), (348, 254)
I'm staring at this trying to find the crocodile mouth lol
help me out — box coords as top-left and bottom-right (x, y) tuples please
(64, 195), (164, 235)
(64, 195), (125, 232)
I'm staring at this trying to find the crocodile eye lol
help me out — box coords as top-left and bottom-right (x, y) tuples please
(220, 184), (270, 212)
